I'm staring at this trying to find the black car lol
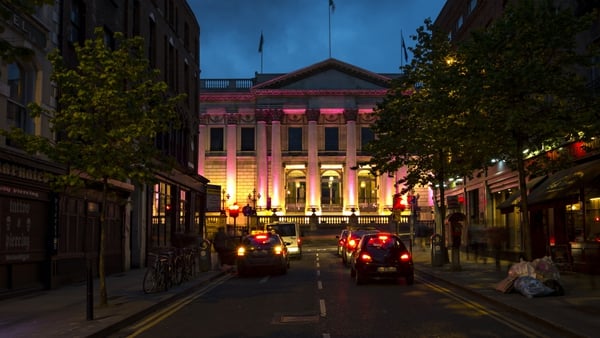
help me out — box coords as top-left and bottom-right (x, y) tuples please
(236, 232), (290, 276)
(336, 229), (349, 257)
(350, 233), (414, 285)
(341, 228), (380, 266)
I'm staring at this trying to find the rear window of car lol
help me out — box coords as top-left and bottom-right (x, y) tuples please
(268, 223), (296, 236)
(244, 234), (280, 246)
(350, 230), (379, 239)
(365, 235), (402, 250)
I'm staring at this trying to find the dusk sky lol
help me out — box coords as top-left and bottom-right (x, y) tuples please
(192, 0), (447, 79)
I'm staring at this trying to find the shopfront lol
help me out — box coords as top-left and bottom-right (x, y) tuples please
(0, 150), (65, 292)
(527, 160), (600, 273)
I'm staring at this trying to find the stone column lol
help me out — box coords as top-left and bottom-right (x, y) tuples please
(270, 109), (284, 210)
(344, 109), (358, 212)
(226, 113), (238, 200)
(256, 109), (269, 209)
(306, 109), (320, 213)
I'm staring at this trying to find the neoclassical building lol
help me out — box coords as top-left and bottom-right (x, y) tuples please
(199, 58), (433, 219)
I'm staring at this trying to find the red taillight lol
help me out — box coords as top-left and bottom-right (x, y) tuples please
(360, 253), (372, 262)
(400, 252), (411, 261)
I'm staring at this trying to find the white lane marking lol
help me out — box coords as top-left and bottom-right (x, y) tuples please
(317, 280), (323, 290)
(319, 299), (327, 317)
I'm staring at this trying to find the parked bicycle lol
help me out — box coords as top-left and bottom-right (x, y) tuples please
(143, 250), (179, 293)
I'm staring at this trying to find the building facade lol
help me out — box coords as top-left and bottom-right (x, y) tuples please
(0, 1), (63, 292)
(434, 0), (600, 271)
(199, 58), (434, 226)
(0, 0), (207, 294)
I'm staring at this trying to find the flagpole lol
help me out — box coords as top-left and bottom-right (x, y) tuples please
(328, 0), (335, 58)
(258, 31), (264, 73)
(328, 3), (331, 58)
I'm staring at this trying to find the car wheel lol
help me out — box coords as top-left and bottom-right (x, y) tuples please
(405, 274), (414, 285)
(237, 266), (246, 277)
(355, 270), (365, 285)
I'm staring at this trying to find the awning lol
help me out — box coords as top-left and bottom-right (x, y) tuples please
(527, 160), (600, 205)
(496, 175), (547, 210)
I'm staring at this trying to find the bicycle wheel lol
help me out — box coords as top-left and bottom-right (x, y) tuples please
(163, 261), (171, 291)
(173, 256), (184, 285)
(142, 267), (158, 293)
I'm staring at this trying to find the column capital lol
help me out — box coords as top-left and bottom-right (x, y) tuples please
(306, 108), (320, 122)
(255, 108), (270, 122)
(226, 114), (239, 125)
(270, 108), (284, 122)
(343, 108), (358, 122)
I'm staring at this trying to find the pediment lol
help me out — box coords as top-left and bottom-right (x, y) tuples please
(252, 58), (395, 91)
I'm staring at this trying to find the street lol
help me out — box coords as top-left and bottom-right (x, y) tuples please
(108, 235), (569, 338)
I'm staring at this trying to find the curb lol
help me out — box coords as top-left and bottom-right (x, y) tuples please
(415, 267), (586, 338)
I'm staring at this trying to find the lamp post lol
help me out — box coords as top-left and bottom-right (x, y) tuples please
(248, 188), (261, 214)
(221, 189), (230, 216)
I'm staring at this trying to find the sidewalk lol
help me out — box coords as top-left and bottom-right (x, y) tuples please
(0, 255), (232, 338)
(412, 247), (600, 338)
(0, 247), (599, 338)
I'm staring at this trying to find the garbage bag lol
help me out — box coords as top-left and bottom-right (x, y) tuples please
(532, 256), (561, 281)
(508, 260), (536, 278)
(513, 276), (556, 298)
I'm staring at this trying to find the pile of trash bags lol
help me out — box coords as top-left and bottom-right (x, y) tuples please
(495, 256), (564, 298)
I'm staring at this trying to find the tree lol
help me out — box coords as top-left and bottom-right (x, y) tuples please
(460, 0), (599, 260)
(366, 19), (491, 268)
(0, 0), (53, 61)
(3, 28), (185, 305)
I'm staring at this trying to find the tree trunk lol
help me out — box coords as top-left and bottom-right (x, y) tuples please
(99, 177), (108, 306)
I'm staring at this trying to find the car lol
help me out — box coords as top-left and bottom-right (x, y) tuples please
(265, 222), (302, 258)
(235, 231), (290, 276)
(341, 228), (380, 266)
(336, 229), (349, 256)
(349, 232), (414, 285)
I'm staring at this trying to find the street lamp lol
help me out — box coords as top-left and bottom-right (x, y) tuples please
(221, 189), (230, 216)
(248, 188), (261, 214)
(228, 203), (240, 230)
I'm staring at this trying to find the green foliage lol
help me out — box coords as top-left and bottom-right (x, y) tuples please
(461, 0), (599, 170)
(5, 27), (185, 190)
(367, 0), (599, 260)
(367, 19), (487, 194)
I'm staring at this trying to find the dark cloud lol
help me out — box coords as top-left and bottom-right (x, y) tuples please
(194, 0), (446, 78)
